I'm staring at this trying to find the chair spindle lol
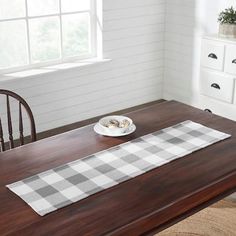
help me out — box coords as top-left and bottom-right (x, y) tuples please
(6, 95), (14, 149)
(19, 102), (24, 146)
(0, 118), (5, 151)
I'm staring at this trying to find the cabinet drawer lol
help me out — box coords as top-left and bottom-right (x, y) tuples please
(200, 70), (234, 103)
(201, 40), (225, 71)
(224, 44), (236, 75)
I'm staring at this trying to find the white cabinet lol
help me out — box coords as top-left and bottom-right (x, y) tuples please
(200, 70), (234, 103)
(201, 36), (236, 105)
(201, 40), (225, 71)
(224, 44), (236, 75)
(234, 83), (236, 104)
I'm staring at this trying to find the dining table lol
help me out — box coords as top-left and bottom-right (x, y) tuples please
(0, 100), (236, 236)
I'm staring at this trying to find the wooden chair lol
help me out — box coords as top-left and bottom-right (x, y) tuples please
(0, 89), (36, 152)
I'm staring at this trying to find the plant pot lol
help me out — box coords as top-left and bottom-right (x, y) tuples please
(219, 23), (236, 38)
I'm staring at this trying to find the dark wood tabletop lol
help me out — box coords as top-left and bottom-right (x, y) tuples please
(0, 100), (236, 236)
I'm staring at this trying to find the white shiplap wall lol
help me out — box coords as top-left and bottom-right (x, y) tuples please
(163, 0), (236, 120)
(0, 0), (165, 135)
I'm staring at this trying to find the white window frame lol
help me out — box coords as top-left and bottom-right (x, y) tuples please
(0, 0), (97, 74)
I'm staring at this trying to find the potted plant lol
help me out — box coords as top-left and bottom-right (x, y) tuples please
(218, 7), (236, 38)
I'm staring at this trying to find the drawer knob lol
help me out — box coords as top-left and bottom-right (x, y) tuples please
(232, 59), (236, 64)
(208, 53), (217, 59)
(211, 83), (220, 90)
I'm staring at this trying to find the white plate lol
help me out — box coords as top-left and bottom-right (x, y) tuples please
(94, 123), (136, 137)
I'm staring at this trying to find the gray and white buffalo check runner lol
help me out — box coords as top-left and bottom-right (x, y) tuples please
(6, 120), (230, 216)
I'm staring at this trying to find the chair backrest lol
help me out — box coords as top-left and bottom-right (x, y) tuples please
(0, 89), (36, 152)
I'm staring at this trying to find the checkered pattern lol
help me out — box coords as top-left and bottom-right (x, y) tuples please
(6, 120), (230, 216)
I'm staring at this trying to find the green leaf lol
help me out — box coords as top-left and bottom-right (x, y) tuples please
(218, 6), (236, 24)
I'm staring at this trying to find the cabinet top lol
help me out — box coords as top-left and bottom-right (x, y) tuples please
(204, 34), (236, 44)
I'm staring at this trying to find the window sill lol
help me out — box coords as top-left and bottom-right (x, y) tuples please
(0, 58), (112, 82)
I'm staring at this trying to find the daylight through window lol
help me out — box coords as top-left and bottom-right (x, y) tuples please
(0, 0), (96, 71)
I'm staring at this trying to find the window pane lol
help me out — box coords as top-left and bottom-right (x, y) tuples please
(0, 0), (25, 20)
(27, 0), (59, 16)
(0, 20), (28, 69)
(61, 0), (90, 13)
(29, 17), (60, 63)
(62, 13), (90, 57)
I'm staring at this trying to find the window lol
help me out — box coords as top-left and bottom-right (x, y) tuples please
(0, 0), (96, 72)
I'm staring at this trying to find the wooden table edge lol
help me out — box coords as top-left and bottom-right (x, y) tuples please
(104, 171), (236, 236)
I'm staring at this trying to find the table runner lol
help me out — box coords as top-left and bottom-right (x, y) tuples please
(6, 120), (230, 216)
